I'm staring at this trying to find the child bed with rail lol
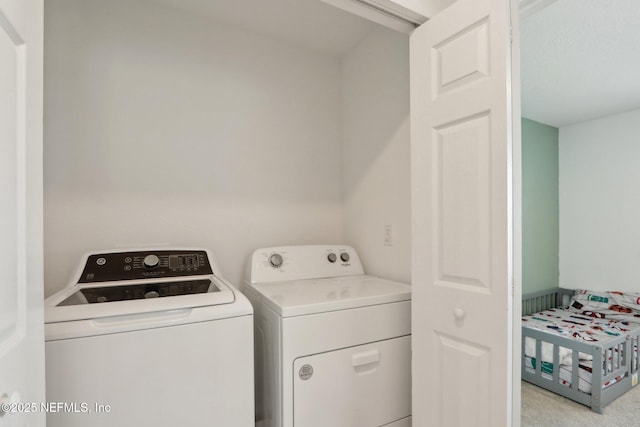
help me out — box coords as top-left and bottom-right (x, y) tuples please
(521, 288), (640, 413)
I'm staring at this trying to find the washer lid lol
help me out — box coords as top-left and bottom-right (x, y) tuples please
(249, 275), (410, 317)
(45, 275), (236, 323)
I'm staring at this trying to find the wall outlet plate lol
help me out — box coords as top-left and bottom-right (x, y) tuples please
(384, 224), (393, 246)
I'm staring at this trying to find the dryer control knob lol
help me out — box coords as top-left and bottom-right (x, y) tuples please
(327, 253), (337, 263)
(269, 253), (283, 268)
(144, 254), (160, 268)
(340, 252), (350, 262)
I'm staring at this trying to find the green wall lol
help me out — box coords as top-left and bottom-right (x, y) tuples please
(522, 118), (559, 293)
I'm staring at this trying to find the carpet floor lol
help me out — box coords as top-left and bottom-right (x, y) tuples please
(521, 381), (640, 426)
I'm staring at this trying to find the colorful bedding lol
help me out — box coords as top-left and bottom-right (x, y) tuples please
(568, 290), (640, 323)
(523, 289), (640, 394)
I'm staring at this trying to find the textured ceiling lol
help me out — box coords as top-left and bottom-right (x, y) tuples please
(148, 0), (376, 57)
(521, 0), (640, 127)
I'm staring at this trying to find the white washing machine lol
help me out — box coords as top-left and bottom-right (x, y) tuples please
(45, 248), (254, 427)
(243, 245), (411, 427)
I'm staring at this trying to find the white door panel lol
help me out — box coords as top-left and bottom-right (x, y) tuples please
(411, 0), (516, 425)
(0, 0), (44, 425)
(0, 7), (20, 352)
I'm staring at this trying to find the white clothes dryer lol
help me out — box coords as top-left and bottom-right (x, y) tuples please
(45, 248), (254, 427)
(243, 245), (411, 427)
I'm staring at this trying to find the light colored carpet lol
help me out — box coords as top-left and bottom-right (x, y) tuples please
(521, 381), (640, 426)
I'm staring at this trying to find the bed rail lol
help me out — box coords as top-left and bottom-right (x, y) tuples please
(630, 332), (640, 385)
(522, 326), (632, 413)
(522, 287), (574, 315)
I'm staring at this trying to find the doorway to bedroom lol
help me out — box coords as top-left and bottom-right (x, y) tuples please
(520, 0), (640, 423)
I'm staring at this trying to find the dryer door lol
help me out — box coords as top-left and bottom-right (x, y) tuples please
(293, 335), (411, 427)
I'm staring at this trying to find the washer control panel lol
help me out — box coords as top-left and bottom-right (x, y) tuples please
(78, 279), (216, 303)
(79, 250), (213, 283)
(248, 245), (364, 284)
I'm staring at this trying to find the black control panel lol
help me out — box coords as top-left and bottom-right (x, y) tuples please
(78, 250), (213, 283)
(80, 279), (215, 303)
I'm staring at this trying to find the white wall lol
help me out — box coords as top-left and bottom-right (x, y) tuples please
(341, 27), (411, 284)
(559, 108), (640, 292)
(44, 0), (344, 295)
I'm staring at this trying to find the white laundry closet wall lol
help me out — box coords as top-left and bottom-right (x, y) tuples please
(44, 0), (345, 294)
(341, 28), (411, 284)
(43, 0), (412, 295)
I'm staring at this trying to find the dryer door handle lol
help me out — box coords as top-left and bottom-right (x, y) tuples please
(352, 349), (380, 368)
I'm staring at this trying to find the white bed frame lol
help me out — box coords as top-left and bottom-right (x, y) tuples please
(522, 288), (640, 413)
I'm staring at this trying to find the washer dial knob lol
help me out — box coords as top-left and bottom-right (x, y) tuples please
(327, 253), (337, 263)
(269, 253), (283, 268)
(340, 252), (350, 262)
(144, 254), (160, 268)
